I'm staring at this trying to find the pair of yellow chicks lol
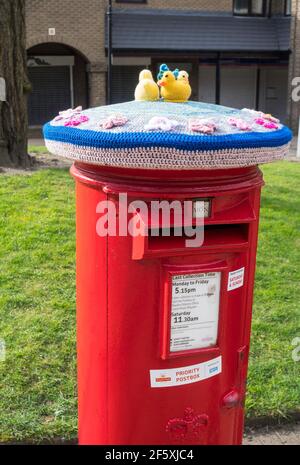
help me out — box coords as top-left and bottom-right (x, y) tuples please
(135, 69), (192, 103)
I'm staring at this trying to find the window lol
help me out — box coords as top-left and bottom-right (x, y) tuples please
(233, 0), (267, 16)
(285, 0), (292, 16)
(252, 0), (265, 15)
(116, 0), (146, 3)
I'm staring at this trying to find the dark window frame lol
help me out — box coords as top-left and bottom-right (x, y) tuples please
(115, 0), (147, 4)
(233, 0), (268, 17)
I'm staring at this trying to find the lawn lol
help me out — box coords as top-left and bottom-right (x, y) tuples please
(0, 161), (299, 442)
(28, 145), (49, 154)
(0, 169), (76, 442)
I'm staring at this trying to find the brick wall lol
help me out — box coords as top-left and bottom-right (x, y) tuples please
(26, 0), (107, 106)
(26, 1), (233, 106)
(26, 0), (297, 131)
(26, 0), (106, 63)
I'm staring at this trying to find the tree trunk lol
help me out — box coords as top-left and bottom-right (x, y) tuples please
(0, 0), (31, 167)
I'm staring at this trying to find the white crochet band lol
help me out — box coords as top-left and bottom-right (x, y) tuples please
(45, 139), (290, 170)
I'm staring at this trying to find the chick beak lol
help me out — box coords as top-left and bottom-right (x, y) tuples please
(158, 80), (166, 87)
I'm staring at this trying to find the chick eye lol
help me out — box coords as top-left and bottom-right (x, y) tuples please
(165, 74), (169, 77)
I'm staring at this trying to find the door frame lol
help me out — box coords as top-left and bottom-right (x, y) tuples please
(27, 55), (75, 127)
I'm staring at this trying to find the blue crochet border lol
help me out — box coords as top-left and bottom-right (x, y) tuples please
(43, 123), (292, 152)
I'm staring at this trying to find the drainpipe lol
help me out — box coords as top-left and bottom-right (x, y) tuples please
(107, 0), (113, 104)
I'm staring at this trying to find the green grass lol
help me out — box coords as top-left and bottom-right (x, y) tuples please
(0, 169), (76, 442)
(246, 161), (300, 419)
(0, 161), (299, 442)
(28, 145), (49, 154)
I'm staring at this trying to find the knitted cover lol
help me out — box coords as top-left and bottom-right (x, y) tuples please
(43, 100), (292, 170)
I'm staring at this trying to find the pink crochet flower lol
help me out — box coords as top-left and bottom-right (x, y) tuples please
(242, 109), (280, 126)
(99, 114), (128, 129)
(64, 115), (89, 127)
(255, 118), (266, 126)
(189, 119), (216, 135)
(228, 117), (251, 131)
(263, 121), (279, 130)
(255, 118), (278, 130)
(261, 113), (280, 124)
(54, 106), (82, 121)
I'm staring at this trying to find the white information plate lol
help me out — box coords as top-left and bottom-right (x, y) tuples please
(150, 356), (222, 388)
(193, 199), (211, 219)
(228, 267), (245, 291)
(170, 272), (221, 353)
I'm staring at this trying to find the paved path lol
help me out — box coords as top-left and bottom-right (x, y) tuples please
(244, 422), (300, 445)
(1, 423), (299, 445)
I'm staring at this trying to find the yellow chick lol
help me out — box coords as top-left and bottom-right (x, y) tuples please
(177, 70), (190, 83)
(158, 71), (191, 103)
(134, 69), (159, 102)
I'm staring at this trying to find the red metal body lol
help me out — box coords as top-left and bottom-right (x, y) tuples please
(72, 162), (264, 445)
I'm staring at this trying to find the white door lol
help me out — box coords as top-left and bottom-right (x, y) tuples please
(220, 66), (257, 110)
(198, 65), (216, 104)
(259, 67), (288, 122)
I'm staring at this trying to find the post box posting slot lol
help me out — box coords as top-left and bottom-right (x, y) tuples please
(133, 221), (249, 260)
(131, 193), (255, 260)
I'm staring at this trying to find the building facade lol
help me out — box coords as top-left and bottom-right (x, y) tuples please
(26, 0), (300, 133)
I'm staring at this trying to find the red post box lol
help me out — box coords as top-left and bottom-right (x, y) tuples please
(44, 97), (292, 445)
